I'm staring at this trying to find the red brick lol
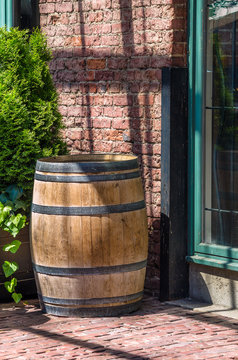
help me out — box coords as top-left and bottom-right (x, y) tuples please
(65, 36), (82, 47)
(88, 84), (97, 93)
(113, 95), (129, 106)
(111, 119), (130, 130)
(94, 141), (113, 152)
(58, 94), (76, 106)
(75, 71), (95, 81)
(138, 94), (155, 106)
(108, 58), (127, 69)
(101, 35), (121, 47)
(67, 106), (86, 117)
(39, 3), (55, 13)
(88, 11), (104, 23)
(111, 23), (122, 33)
(104, 107), (123, 118)
(87, 59), (106, 69)
(94, 71), (114, 81)
(55, 2), (73, 13)
(92, 118), (111, 128)
(64, 59), (85, 71)
(129, 57), (150, 69)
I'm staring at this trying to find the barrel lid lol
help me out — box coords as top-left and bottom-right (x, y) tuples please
(36, 154), (139, 173)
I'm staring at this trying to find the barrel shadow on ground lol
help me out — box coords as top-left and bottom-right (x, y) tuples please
(1, 296), (238, 331)
(18, 326), (151, 360)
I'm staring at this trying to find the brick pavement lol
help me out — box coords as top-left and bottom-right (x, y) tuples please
(0, 295), (238, 359)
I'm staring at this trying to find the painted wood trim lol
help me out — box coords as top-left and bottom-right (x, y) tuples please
(188, 0), (238, 266)
(187, 255), (238, 271)
(188, 0), (196, 256)
(0, 0), (13, 28)
(194, 0), (204, 253)
(188, 0), (205, 255)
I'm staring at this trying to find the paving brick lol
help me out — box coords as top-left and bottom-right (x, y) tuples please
(0, 296), (238, 359)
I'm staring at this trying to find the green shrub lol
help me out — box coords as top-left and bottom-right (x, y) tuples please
(0, 27), (67, 207)
(0, 185), (27, 303)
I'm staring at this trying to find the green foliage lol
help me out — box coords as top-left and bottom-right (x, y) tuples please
(2, 261), (19, 278)
(0, 185), (26, 237)
(4, 277), (17, 293)
(3, 240), (21, 254)
(12, 292), (22, 304)
(4, 278), (22, 303)
(0, 185), (27, 303)
(4, 276), (22, 303)
(0, 27), (67, 207)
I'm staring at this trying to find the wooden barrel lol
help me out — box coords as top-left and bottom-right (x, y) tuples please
(31, 154), (148, 317)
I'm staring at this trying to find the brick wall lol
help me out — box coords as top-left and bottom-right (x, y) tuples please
(39, 0), (187, 296)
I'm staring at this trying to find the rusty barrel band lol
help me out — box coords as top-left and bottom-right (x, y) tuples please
(32, 259), (147, 276)
(36, 158), (138, 173)
(41, 300), (142, 317)
(34, 171), (140, 183)
(31, 200), (146, 216)
(38, 291), (143, 305)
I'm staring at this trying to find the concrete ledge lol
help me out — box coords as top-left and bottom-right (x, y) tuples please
(166, 298), (238, 320)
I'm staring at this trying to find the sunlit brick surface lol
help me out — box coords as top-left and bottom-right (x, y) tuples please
(1, 296), (238, 359)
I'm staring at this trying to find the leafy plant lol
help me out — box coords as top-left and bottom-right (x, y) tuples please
(0, 27), (67, 210)
(0, 185), (27, 303)
(0, 27), (67, 302)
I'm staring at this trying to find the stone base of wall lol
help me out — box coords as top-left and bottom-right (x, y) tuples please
(190, 263), (238, 308)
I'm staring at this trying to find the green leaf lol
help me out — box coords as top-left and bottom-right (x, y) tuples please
(12, 292), (22, 304)
(4, 278), (17, 293)
(3, 240), (21, 254)
(3, 205), (11, 218)
(0, 205), (11, 224)
(12, 213), (25, 227)
(14, 199), (27, 211)
(5, 185), (23, 202)
(2, 261), (19, 278)
(2, 213), (26, 237)
(2, 221), (18, 237)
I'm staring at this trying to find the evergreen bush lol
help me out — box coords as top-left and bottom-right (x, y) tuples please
(0, 27), (67, 207)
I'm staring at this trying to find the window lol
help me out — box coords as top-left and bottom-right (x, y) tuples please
(13, 0), (39, 30)
(188, 0), (238, 270)
(0, 1), (39, 29)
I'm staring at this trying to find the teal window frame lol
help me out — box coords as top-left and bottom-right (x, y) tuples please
(187, 0), (238, 271)
(0, 0), (13, 28)
(0, 1), (39, 30)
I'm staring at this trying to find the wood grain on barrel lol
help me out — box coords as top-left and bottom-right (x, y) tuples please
(34, 270), (146, 300)
(32, 178), (144, 206)
(31, 211), (147, 267)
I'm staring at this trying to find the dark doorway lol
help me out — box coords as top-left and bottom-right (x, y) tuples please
(13, 0), (39, 30)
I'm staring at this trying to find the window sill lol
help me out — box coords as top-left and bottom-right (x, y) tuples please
(186, 255), (238, 272)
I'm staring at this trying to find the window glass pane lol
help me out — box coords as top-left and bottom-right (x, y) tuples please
(14, 0), (39, 29)
(204, 0), (238, 247)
